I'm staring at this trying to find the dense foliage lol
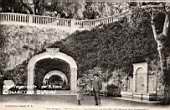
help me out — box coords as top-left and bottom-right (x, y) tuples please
(0, 0), (34, 14)
(0, 1), (128, 19)
(50, 8), (158, 77)
(0, 8), (159, 85)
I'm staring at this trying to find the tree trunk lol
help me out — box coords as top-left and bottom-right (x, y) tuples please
(20, 0), (34, 14)
(151, 10), (170, 104)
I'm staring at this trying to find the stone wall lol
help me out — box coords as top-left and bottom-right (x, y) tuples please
(0, 24), (71, 71)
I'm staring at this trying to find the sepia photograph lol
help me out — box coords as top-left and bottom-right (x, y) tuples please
(0, 0), (170, 110)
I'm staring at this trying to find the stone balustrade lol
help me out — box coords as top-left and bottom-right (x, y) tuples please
(0, 13), (30, 23)
(75, 11), (130, 29)
(0, 11), (131, 29)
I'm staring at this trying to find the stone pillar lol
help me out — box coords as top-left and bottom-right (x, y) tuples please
(27, 62), (35, 94)
(70, 67), (77, 92)
(132, 71), (136, 93)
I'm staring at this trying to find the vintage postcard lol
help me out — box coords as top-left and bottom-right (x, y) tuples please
(0, 0), (170, 110)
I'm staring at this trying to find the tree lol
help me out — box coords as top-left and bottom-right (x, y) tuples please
(1, 0), (15, 12)
(19, 0), (34, 14)
(33, 0), (45, 15)
(1, 0), (34, 14)
(151, 5), (170, 103)
(83, 2), (101, 19)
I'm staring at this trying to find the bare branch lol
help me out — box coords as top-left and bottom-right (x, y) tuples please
(151, 12), (158, 40)
(162, 13), (169, 36)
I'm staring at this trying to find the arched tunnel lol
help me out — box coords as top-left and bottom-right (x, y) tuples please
(34, 58), (70, 90)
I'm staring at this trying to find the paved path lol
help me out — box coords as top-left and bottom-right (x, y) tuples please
(0, 95), (170, 110)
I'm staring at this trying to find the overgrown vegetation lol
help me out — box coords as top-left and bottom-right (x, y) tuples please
(50, 8), (158, 76)
(0, 8), (159, 85)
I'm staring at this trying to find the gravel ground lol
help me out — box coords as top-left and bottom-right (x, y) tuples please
(0, 95), (170, 110)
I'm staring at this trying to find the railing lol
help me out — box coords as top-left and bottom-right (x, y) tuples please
(0, 13), (30, 23)
(75, 11), (131, 29)
(0, 11), (131, 29)
(32, 15), (72, 27)
(0, 13), (72, 27)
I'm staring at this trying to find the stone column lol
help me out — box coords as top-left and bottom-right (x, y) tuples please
(70, 67), (77, 93)
(132, 70), (136, 93)
(27, 62), (35, 94)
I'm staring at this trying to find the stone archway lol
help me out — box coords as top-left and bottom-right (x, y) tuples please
(27, 48), (77, 94)
(43, 70), (69, 87)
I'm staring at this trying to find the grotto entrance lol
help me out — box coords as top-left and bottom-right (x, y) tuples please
(34, 59), (70, 91)
(27, 48), (77, 95)
(42, 70), (69, 90)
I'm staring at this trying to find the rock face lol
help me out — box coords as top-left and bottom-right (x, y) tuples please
(0, 25), (71, 71)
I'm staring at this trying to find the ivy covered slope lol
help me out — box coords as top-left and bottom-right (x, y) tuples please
(53, 8), (159, 76)
(0, 8), (159, 85)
